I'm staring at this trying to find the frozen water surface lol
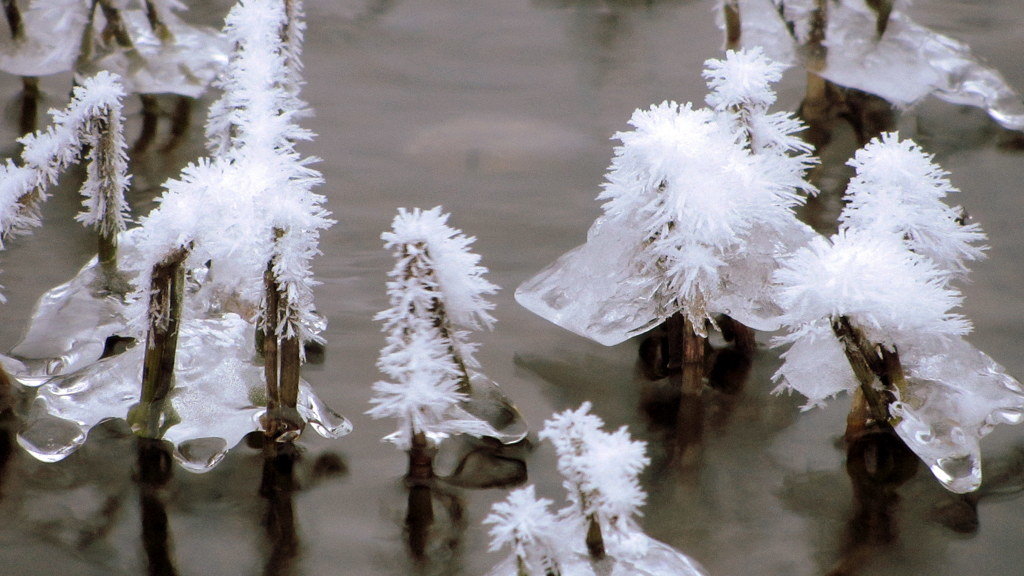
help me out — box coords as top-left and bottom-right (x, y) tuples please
(0, 0), (1022, 575)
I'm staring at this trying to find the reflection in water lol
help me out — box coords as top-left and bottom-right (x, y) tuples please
(136, 438), (178, 576)
(260, 441), (300, 576)
(0, 364), (14, 500)
(403, 432), (526, 570)
(133, 95), (193, 154)
(638, 314), (756, 468)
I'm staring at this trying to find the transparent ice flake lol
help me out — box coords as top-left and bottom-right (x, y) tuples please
(17, 313), (350, 471)
(515, 217), (669, 347)
(892, 337), (1024, 493)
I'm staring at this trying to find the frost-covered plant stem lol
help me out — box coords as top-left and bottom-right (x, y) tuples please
(130, 246), (190, 439)
(831, 315), (907, 427)
(262, 249), (303, 439)
(91, 111), (126, 270)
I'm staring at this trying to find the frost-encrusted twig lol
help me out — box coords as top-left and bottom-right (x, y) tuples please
(484, 486), (567, 576)
(539, 403), (649, 560)
(490, 404), (708, 576)
(0, 70), (129, 261)
(841, 132), (987, 278)
(368, 206), (498, 451)
(205, 0), (312, 158)
(773, 133), (1023, 493)
(517, 50), (815, 350)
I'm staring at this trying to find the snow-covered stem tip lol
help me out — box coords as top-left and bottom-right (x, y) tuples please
(367, 207), (498, 450)
(841, 132), (987, 278)
(205, 0), (312, 158)
(484, 486), (566, 576)
(539, 403), (650, 559)
(0, 71), (130, 250)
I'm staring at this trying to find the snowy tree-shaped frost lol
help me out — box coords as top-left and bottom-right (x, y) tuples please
(483, 486), (572, 576)
(368, 207), (526, 457)
(506, 403), (708, 576)
(773, 133), (1024, 493)
(517, 50), (814, 349)
(2, 71), (132, 384)
(14, 0), (350, 471)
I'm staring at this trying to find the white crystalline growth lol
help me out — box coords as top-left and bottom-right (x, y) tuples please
(492, 404), (706, 576)
(841, 132), (987, 278)
(726, 0), (1024, 130)
(369, 207), (525, 450)
(16, 313), (351, 472)
(0, 71), (130, 244)
(517, 94), (813, 345)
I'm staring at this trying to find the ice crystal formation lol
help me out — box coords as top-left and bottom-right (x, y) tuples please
(1, 71), (130, 379)
(0, 0), (226, 98)
(516, 49), (814, 345)
(368, 207), (526, 450)
(722, 0), (1024, 130)
(773, 133), (1024, 493)
(9, 0), (351, 472)
(0, 70), (129, 245)
(484, 403), (706, 576)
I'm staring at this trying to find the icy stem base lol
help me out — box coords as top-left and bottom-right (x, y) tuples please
(17, 313), (351, 472)
(893, 338), (1024, 493)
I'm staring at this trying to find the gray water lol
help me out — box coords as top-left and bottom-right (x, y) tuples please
(0, 1), (1023, 575)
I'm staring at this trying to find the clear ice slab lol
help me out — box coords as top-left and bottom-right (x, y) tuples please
(0, 1), (90, 77)
(892, 337), (1024, 493)
(484, 530), (708, 576)
(732, 0), (1024, 131)
(85, 8), (229, 98)
(516, 216), (805, 346)
(6, 250), (136, 387)
(17, 313), (351, 472)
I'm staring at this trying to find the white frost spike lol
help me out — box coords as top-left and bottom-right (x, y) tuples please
(206, 0), (312, 157)
(484, 486), (567, 576)
(774, 230), (970, 351)
(382, 206), (498, 331)
(842, 133), (987, 277)
(524, 404), (707, 576)
(368, 206), (517, 450)
(704, 46), (785, 110)
(1, 71), (130, 245)
(518, 83), (814, 344)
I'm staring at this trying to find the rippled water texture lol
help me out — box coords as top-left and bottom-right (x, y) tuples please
(0, 1), (1022, 575)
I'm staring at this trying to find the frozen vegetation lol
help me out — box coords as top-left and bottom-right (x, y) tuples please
(5, 0), (351, 472)
(0, 0), (227, 98)
(368, 206), (526, 451)
(772, 132), (1024, 493)
(516, 48), (815, 345)
(722, 0), (1024, 129)
(484, 403), (706, 576)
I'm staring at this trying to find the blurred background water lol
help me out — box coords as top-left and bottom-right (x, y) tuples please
(0, 0), (1022, 575)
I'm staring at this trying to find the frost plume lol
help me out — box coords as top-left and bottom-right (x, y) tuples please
(0, 71), (130, 245)
(518, 49), (815, 344)
(842, 132), (987, 277)
(368, 207), (503, 450)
